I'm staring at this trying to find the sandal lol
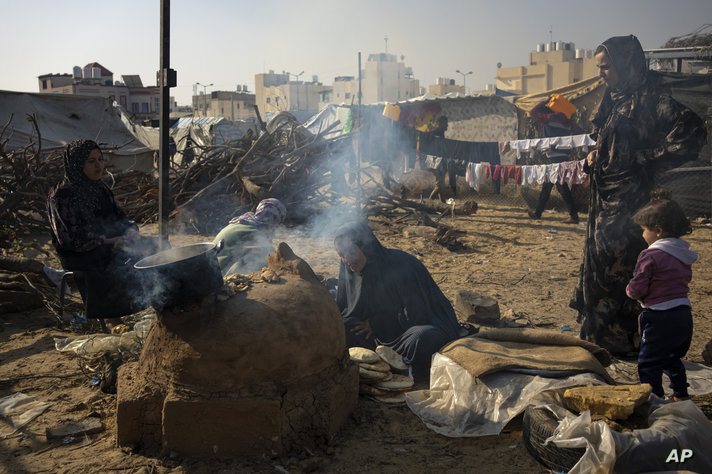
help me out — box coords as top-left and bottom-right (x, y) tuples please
(665, 395), (691, 402)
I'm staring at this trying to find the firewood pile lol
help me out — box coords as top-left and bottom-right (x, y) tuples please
(1, 111), (471, 252)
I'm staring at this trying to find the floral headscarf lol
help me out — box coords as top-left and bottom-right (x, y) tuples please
(229, 198), (287, 227)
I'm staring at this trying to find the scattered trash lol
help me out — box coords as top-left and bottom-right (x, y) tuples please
(561, 325), (572, 332)
(548, 228), (558, 234)
(89, 376), (100, 387)
(70, 312), (87, 330)
(0, 392), (51, 437)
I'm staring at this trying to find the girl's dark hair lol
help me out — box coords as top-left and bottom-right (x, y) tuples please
(632, 189), (692, 237)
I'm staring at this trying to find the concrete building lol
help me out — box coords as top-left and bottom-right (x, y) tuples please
(192, 89), (257, 121)
(254, 71), (330, 120)
(37, 62), (161, 122)
(495, 42), (597, 96)
(428, 77), (465, 96)
(315, 52), (421, 111)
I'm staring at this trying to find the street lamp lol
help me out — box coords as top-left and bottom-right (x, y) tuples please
(195, 82), (213, 116)
(285, 71), (304, 110)
(455, 70), (473, 94)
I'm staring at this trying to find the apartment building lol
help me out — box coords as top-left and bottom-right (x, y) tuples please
(37, 62), (163, 122)
(495, 42), (597, 96)
(192, 88), (257, 121)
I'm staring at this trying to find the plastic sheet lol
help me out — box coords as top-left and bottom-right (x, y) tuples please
(606, 358), (712, 396)
(0, 392), (51, 437)
(405, 353), (606, 437)
(53, 314), (155, 358)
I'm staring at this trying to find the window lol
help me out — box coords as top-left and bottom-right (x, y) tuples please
(132, 103), (139, 113)
(345, 92), (351, 99)
(142, 103), (148, 113)
(120, 96), (127, 108)
(266, 97), (271, 104)
(42, 80), (47, 89)
(154, 98), (160, 112)
(236, 103), (240, 109)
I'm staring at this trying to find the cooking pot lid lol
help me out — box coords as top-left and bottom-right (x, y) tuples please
(134, 242), (217, 269)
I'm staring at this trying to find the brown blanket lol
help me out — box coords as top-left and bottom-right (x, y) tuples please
(439, 328), (614, 383)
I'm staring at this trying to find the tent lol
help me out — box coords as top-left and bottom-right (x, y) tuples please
(0, 90), (155, 172)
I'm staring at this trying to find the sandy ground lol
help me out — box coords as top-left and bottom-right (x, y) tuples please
(1, 202), (711, 473)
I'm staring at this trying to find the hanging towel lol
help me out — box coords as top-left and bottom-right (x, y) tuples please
(547, 163), (560, 184)
(535, 165), (547, 184)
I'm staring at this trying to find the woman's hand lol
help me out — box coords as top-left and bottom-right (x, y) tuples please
(104, 236), (127, 249)
(586, 149), (598, 167)
(351, 319), (374, 340)
(123, 227), (139, 244)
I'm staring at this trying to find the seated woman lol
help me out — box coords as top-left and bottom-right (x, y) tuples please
(213, 198), (287, 276)
(47, 139), (156, 330)
(333, 222), (463, 383)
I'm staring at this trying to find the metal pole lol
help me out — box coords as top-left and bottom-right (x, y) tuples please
(158, 0), (171, 247)
(357, 52), (362, 200)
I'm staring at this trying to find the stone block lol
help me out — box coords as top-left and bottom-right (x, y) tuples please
(454, 290), (500, 323)
(563, 384), (652, 420)
(703, 338), (712, 366)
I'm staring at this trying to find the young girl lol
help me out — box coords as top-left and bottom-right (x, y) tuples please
(626, 189), (698, 401)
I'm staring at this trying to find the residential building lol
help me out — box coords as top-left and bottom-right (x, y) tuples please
(254, 71), (330, 120)
(495, 42), (597, 96)
(428, 78), (465, 96)
(192, 88), (257, 121)
(37, 62), (161, 122)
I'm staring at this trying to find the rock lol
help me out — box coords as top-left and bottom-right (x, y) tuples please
(563, 384), (652, 420)
(703, 338), (712, 366)
(46, 418), (104, 440)
(454, 291), (500, 323)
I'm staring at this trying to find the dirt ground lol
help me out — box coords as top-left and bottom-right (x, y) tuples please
(2, 202), (711, 473)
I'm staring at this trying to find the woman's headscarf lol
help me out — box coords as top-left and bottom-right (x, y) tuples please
(598, 35), (647, 97)
(49, 139), (109, 213)
(592, 34), (653, 133)
(229, 198), (287, 227)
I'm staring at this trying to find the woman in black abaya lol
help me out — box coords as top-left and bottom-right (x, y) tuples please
(334, 222), (464, 383)
(571, 35), (706, 355)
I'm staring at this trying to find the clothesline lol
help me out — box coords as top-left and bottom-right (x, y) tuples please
(465, 159), (588, 191)
(506, 134), (596, 159)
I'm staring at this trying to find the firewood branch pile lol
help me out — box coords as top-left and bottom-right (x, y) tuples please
(1, 111), (472, 251)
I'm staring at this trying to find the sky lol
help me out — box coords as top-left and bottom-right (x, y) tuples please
(1, 0), (710, 106)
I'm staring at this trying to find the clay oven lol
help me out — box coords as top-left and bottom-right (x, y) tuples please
(116, 243), (358, 456)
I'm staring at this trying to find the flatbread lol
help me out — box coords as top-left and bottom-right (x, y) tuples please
(359, 384), (390, 396)
(375, 374), (414, 391)
(375, 392), (407, 404)
(358, 360), (391, 373)
(375, 345), (408, 370)
(349, 347), (380, 363)
(359, 366), (389, 381)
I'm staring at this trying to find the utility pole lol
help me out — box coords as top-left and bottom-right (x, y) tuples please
(158, 0), (176, 247)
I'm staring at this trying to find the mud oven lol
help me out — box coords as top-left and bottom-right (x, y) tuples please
(116, 243), (359, 456)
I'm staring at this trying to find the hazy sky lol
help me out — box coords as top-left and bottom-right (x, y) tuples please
(2, 0), (710, 105)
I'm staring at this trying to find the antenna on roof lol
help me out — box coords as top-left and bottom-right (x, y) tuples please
(549, 25), (553, 43)
(384, 35), (388, 53)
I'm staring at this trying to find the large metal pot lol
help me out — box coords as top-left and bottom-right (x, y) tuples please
(134, 240), (224, 311)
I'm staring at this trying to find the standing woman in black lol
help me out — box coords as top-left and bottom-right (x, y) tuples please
(571, 35), (706, 355)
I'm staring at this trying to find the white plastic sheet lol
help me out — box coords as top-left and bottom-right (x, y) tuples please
(531, 392), (712, 474)
(53, 314), (154, 358)
(405, 353), (606, 437)
(0, 393), (51, 437)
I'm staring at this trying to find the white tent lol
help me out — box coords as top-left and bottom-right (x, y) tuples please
(0, 90), (155, 171)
